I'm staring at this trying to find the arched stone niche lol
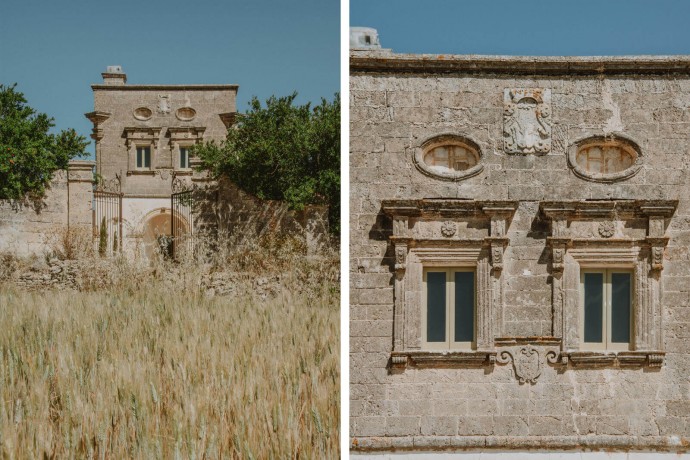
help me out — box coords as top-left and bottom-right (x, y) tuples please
(568, 134), (642, 183)
(413, 134), (483, 181)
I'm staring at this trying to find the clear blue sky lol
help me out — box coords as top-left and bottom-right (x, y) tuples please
(351, 0), (690, 56)
(0, 0), (339, 157)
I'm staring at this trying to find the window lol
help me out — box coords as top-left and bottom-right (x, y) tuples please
(568, 135), (642, 183)
(580, 269), (632, 351)
(423, 268), (475, 350)
(136, 146), (151, 169)
(413, 134), (483, 181)
(179, 147), (190, 169)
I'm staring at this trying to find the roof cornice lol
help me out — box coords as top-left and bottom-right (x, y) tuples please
(91, 84), (239, 91)
(350, 52), (690, 76)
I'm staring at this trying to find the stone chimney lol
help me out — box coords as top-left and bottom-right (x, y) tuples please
(101, 65), (126, 85)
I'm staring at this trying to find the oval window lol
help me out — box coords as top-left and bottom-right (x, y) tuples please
(176, 107), (196, 121)
(568, 135), (641, 183)
(414, 135), (483, 181)
(133, 107), (152, 121)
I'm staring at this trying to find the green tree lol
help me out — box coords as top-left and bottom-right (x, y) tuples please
(193, 92), (340, 233)
(0, 84), (89, 199)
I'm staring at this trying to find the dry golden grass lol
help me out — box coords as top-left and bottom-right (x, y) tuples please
(0, 241), (339, 458)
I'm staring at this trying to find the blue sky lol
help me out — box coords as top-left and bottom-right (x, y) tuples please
(351, 0), (690, 56)
(0, 0), (339, 157)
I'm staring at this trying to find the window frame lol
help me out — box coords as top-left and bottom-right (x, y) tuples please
(579, 267), (633, 352)
(178, 145), (192, 170)
(136, 145), (152, 170)
(422, 267), (476, 350)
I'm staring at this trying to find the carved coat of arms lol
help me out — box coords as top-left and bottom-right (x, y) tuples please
(497, 345), (543, 384)
(503, 89), (551, 154)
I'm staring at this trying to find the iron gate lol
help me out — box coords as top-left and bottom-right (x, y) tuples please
(171, 190), (194, 258)
(93, 190), (123, 256)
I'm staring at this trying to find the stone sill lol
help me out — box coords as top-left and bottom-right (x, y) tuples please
(126, 170), (155, 176)
(562, 351), (664, 368)
(390, 350), (495, 370)
(495, 336), (561, 346)
(351, 435), (690, 452)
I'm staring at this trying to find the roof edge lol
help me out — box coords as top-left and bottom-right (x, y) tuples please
(91, 84), (239, 91)
(350, 52), (690, 76)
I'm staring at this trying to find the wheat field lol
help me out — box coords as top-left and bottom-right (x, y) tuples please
(0, 248), (339, 458)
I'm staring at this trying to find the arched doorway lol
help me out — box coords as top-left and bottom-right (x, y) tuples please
(141, 208), (189, 260)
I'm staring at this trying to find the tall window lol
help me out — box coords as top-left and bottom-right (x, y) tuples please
(423, 268), (475, 349)
(179, 147), (190, 169)
(580, 269), (632, 351)
(136, 146), (151, 169)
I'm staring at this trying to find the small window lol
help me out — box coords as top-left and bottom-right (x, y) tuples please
(580, 269), (632, 351)
(423, 268), (475, 350)
(414, 134), (484, 181)
(136, 146), (151, 169)
(568, 135), (641, 183)
(179, 147), (190, 169)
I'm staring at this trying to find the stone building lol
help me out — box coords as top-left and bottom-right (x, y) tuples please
(350, 37), (690, 455)
(85, 66), (237, 257)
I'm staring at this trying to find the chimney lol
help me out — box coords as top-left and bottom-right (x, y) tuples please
(350, 27), (382, 50)
(101, 65), (126, 85)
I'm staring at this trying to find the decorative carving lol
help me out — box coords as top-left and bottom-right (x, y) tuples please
(96, 174), (121, 193)
(394, 244), (407, 272)
(157, 94), (171, 114)
(503, 88), (551, 154)
(491, 244), (503, 271)
(598, 221), (615, 238)
(649, 217), (664, 238)
(392, 216), (409, 238)
(491, 217), (506, 237)
(496, 345), (542, 383)
(546, 350), (562, 365)
(440, 221), (456, 237)
(172, 176), (194, 193)
(651, 246), (664, 270)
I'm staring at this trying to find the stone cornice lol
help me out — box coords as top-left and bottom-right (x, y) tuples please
(91, 84), (238, 91)
(351, 52), (690, 76)
(540, 199), (678, 219)
(382, 199), (518, 218)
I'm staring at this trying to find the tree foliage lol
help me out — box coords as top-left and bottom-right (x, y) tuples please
(0, 84), (89, 199)
(194, 92), (340, 233)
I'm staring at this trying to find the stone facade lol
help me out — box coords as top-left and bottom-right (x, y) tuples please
(350, 51), (690, 452)
(85, 68), (238, 255)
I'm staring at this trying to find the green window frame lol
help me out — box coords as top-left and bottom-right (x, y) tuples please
(580, 268), (633, 351)
(422, 267), (476, 350)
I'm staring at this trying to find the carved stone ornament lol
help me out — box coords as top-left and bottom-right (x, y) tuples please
(503, 89), (551, 154)
(652, 246), (664, 269)
(440, 221), (456, 237)
(96, 174), (121, 193)
(395, 245), (407, 266)
(598, 220), (615, 238)
(158, 94), (171, 114)
(172, 176), (194, 193)
(496, 345), (542, 383)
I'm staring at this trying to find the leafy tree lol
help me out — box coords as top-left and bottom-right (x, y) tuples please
(193, 92), (340, 233)
(0, 84), (89, 199)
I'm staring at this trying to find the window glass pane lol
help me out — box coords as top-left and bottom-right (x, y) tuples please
(584, 273), (604, 343)
(611, 273), (631, 343)
(454, 271), (474, 342)
(136, 149), (142, 168)
(426, 272), (446, 342)
(180, 148), (188, 168)
(144, 148), (151, 168)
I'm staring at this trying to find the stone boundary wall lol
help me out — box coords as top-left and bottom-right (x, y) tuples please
(193, 175), (329, 254)
(0, 161), (95, 258)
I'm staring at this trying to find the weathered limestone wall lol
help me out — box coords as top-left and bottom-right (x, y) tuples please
(193, 176), (329, 254)
(350, 54), (690, 452)
(0, 161), (95, 257)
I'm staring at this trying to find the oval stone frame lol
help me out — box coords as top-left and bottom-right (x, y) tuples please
(413, 134), (484, 181)
(567, 134), (643, 183)
(133, 107), (153, 121)
(175, 107), (197, 121)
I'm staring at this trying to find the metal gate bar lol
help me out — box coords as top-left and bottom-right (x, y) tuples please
(93, 190), (123, 256)
(171, 190), (194, 258)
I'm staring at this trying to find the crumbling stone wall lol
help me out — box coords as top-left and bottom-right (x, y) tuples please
(350, 53), (690, 452)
